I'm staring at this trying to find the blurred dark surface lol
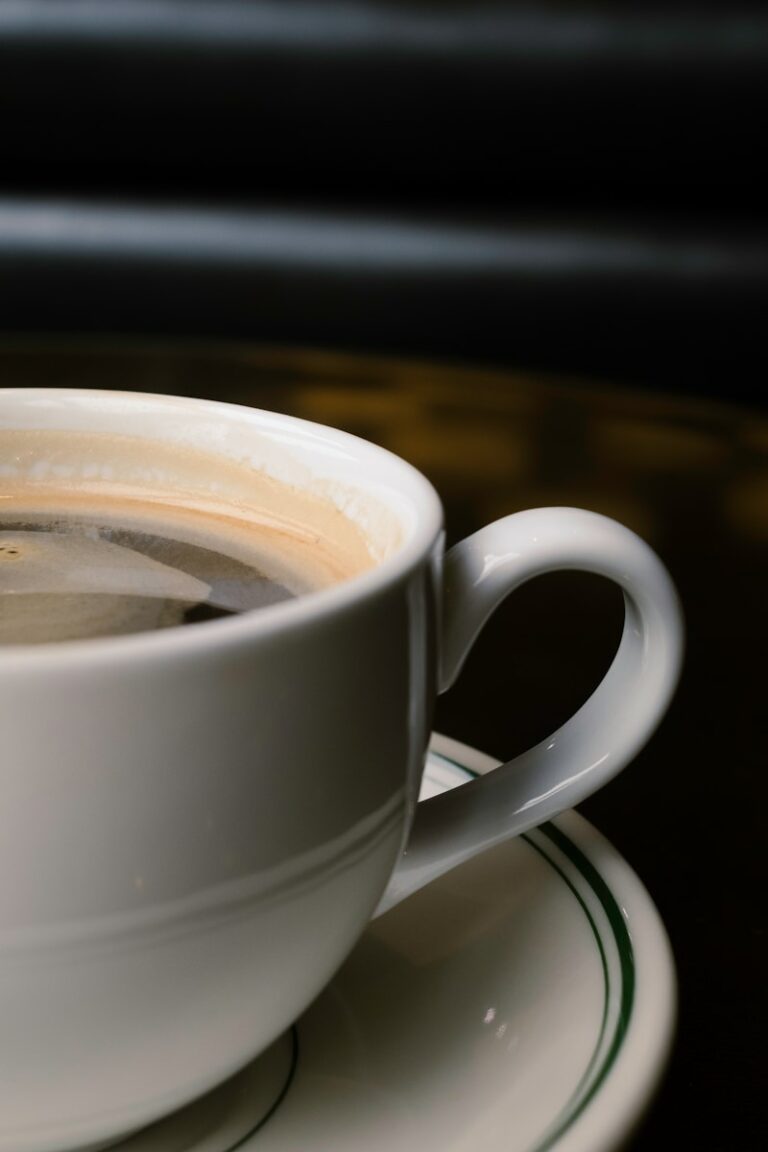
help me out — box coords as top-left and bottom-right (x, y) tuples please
(1, 1), (766, 211)
(0, 1), (766, 402)
(1, 200), (766, 402)
(1, 339), (763, 1149)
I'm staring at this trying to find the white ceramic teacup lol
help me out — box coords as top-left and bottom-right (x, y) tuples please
(0, 390), (683, 1152)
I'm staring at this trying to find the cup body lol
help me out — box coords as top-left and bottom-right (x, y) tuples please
(0, 390), (442, 1152)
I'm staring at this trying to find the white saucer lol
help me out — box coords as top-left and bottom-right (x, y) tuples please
(117, 734), (676, 1152)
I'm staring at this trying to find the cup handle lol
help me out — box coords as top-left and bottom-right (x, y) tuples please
(376, 507), (683, 916)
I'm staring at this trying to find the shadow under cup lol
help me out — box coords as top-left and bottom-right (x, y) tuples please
(0, 390), (443, 1152)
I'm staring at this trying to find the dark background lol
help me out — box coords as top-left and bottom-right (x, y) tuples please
(0, 3), (765, 1150)
(0, 0), (766, 402)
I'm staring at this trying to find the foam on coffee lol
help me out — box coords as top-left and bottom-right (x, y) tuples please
(0, 428), (377, 645)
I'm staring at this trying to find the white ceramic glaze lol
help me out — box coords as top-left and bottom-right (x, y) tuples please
(379, 507), (684, 911)
(112, 735), (677, 1152)
(0, 392), (682, 1151)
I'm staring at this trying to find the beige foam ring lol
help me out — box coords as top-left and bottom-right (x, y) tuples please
(0, 531), (210, 644)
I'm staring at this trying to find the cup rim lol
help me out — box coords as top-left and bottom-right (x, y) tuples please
(0, 388), (444, 669)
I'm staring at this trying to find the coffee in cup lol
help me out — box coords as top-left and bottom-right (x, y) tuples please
(0, 429), (374, 644)
(0, 390), (683, 1152)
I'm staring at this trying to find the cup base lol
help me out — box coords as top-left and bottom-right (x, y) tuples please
(104, 1029), (296, 1152)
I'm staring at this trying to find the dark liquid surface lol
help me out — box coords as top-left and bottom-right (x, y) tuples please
(0, 509), (301, 644)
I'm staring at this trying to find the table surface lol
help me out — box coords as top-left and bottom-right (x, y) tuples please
(1, 340), (764, 1150)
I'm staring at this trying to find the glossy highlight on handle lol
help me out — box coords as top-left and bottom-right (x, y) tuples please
(377, 508), (683, 915)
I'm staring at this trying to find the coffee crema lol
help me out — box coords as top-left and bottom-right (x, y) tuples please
(0, 431), (375, 645)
